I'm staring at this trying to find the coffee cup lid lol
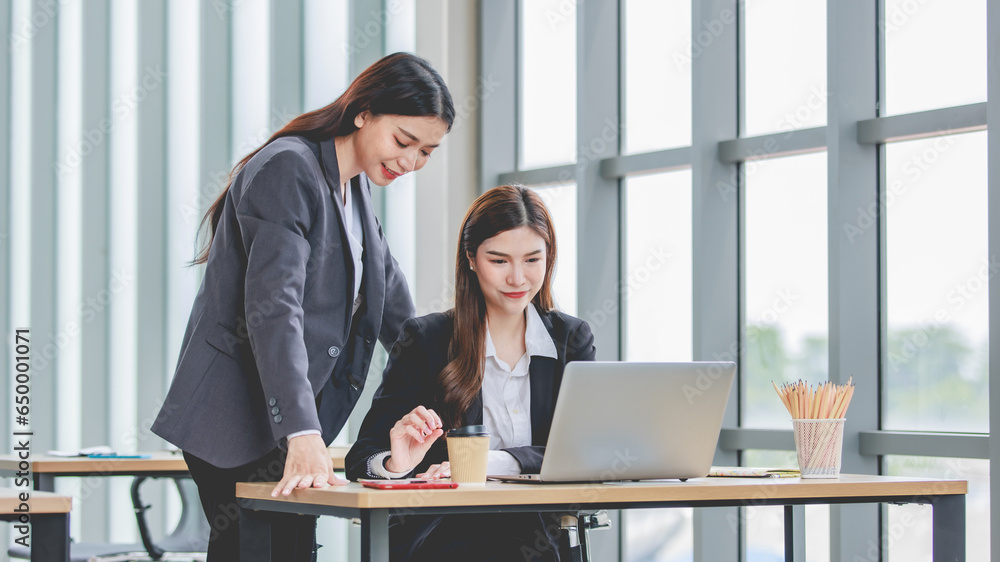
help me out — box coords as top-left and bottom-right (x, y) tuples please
(447, 425), (490, 437)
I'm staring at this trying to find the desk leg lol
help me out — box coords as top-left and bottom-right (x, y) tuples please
(932, 494), (965, 562)
(360, 509), (390, 562)
(31, 512), (70, 562)
(239, 506), (272, 562)
(783, 505), (805, 562)
(34, 473), (55, 492)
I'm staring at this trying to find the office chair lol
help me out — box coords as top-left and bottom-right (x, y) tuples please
(7, 476), (208, 562)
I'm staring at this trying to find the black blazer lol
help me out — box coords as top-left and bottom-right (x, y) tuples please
(346, 306), (596, 479)
(152, 135), (415, 469)
(345, 307), (595, 561)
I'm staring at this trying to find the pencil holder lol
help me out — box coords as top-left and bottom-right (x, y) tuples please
(792, 419), (845, 478)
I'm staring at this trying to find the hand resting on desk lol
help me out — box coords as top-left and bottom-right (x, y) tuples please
(271, 434), (346, 497)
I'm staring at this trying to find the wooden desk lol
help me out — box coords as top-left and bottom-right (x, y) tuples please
(0, 488), (71, 562)
(236, 474), (968, 562)
(0, 446), (350, 491)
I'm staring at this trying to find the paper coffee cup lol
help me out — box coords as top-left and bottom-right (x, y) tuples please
(446, 425), (491, 484)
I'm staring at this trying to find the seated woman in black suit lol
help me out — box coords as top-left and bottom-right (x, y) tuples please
(346, 184), (596, 561)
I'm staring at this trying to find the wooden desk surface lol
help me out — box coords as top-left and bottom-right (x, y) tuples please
(0, 446), (350, 475)
(0, 488), (72, 514)
(236, 474), (967, 510)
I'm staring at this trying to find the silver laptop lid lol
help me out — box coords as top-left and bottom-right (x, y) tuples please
(539, 361), (736, 482)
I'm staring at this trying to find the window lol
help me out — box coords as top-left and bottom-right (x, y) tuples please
(623, 0), (691, 153)
(743, 153), (829, 429)
(883, 132), (988, 433)
(884, 456), (989, 560)
(744, 0), (826, 136)
(883, 0), (986, 116)
(624, 171), (692, 361)
(520, 0), (577, 168)
(481, 0), (996, 558)
(530, 183), (578, 315)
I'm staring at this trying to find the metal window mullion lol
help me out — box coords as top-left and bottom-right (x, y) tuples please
(136, 0), (169, 537)
(576, 0), (621, 364)
(478, 0), (517, 191)
(689, 0), (740, 560)
(199, 0), (232, 218)
(987, 0), (999, 554)
(348, 0), (386, 82)
(827, 2), (881, 560)
(717, 127), (827, 163)
(350, 0), (386, 216)
(857, 103), (987, 144)
(270, 0), (304, 128)
(599, 146), (691, 179)
(78, 0), (112, 541)
(859, 431), (989, 460)
(29, 0), (60, 457)
(575, 1), (622, 559)
(719, 427), (990, 459)
(0, 0), (11, 473)
(497, 164), (575, 187)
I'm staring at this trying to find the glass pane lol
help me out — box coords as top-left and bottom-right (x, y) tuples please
(883, 132), (988, 432)
(744, 153), (828, 428)
(883, 0), (986, 116)
(521, 0), (576, 168)
(744, 0), (827, 136)
(885, 456), (989, 561)
(743, 450), (830, 562)
(624, 509), (693, 562)
(231, 0), (270, 160)
(530, 183), (578, 316)
(623, 0), (691, 153)
(625, 171), (692, 361)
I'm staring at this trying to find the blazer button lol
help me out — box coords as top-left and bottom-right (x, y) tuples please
(271, 406), (279, 415)
(328, 346), (340, 358)
(268, 398), (277, 407)
(273, 414), (282, 423)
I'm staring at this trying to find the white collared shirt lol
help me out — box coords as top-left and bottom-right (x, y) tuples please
(342, 179), (365, 311)
(367, 305), (558, 478)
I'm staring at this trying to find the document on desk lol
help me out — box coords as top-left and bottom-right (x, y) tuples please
(708, 466), (800, 478)
(46, 445), (116, 457)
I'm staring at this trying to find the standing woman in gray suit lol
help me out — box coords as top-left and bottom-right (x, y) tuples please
(151, 53), (454, 561)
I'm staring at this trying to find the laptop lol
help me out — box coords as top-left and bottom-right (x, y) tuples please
(489, 361), (736, 483)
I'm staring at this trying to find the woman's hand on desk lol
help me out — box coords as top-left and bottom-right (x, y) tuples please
(272, 434), (346, 497)
(385, 406), (443, 474)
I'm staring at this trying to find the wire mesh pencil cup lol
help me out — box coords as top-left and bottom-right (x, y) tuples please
(792, 418), (845, 478)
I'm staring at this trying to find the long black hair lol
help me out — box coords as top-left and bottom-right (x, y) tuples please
(437, 186), (558, 428)
(194, 52), (454, 264)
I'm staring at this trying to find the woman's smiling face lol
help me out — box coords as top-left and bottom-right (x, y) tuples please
(469, 226), (548, 321)
(351, 112), (449, 186)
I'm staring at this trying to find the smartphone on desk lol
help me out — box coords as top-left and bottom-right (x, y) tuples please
(358, 478), (458, 490)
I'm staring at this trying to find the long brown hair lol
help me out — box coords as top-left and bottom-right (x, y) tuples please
(193, 52), (454, 264)
(437, 185), (558, 428)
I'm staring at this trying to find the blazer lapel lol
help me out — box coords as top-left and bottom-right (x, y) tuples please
(528, 356), (558, 446)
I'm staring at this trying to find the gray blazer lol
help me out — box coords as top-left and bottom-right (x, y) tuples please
(151, 135), (415, 468)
